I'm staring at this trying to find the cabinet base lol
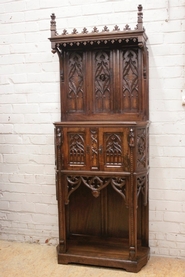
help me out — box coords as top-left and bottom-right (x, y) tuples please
(57, 237), (150, 273)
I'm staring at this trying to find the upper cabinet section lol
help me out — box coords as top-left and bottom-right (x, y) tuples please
(49, 5), (149, 122)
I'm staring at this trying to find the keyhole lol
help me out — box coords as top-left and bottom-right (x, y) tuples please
(99, 74), (106, 81)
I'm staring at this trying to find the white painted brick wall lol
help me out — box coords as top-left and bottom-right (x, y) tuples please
(0, 0), (185, 258)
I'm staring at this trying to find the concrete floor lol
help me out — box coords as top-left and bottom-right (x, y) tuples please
(0, 240), (185, 277)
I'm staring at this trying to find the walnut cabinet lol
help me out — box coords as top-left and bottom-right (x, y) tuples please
(49, 5), (149, 272)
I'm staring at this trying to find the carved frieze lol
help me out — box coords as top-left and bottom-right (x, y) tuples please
(49, 6), (147, 52)
(66, 175), (127, 203)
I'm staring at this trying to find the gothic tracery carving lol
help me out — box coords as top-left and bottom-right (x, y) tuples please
(111, 177), (127, 202)
(122, 50), (139, 111)
(137, 175), (148, 206)
(137, 128), (146, 169)
(66, 175), (127, 202)
(90, 128), (99, 169)
(105, 133), (123, 165)
(94, 51), (111, 112)
(66, 176), (81, 204)
(68, 52), (84, 111)
(68, 133), (85, 164)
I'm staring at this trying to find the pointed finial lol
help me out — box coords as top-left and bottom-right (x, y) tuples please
(50, 13), (56, 32)
(92, 26), (99, 33)
(50, 13), (57, 53)
(113, 25), (120, 31)
(62, 29), (68, 35)
(82, 27), (88, 34)
(72, 28), (78, 34)
(137, 5), (143, 30)
(124, 24), (131, 31)
(102, 26), (109, 32)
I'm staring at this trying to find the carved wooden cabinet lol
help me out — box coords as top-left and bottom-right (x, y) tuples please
(49, 5), (149, 273)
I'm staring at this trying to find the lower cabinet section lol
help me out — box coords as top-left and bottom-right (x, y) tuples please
(55, 122), (149, 272)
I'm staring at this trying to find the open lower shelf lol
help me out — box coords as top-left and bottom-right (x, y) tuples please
(57, 236), (150, 273)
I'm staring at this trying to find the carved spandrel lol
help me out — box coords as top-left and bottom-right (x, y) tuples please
(137, 175), (148, 206)
(122, 50), (139, 111)
(137, 128), (146, 169)
(67, 52), (84, 112)
(66, 176), (81, 204)
(66, 175), (128, 204)
(111, 177), (127, 205)
(105, 133), (123, 165)
(68, 133), (85, 165)
(94, 51), (111, 112)
(81, 176), (110, 198)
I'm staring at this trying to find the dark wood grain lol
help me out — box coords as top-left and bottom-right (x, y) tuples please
(51, 5), (149, 273)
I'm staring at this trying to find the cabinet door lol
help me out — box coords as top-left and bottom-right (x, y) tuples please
(99, 127), (130, 172)
(62, 127), (90, 170)
(61, 126), (130, 172)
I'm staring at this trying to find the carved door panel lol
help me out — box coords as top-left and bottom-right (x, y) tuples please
(62, 127), (90, 170)
(92, 50), (113, 114)
(99, 127), (130, 172)
(120, 49), (140, 113)
(62, 51), (87, 117)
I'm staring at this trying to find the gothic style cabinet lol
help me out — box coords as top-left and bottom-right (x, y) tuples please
(49, 5), (149, 272)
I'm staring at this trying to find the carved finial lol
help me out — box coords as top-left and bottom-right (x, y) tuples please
(72, 28), (78, 34)
(62, 29), (68, 35)
(102, 26), (109, 32)
(92, 26), (99, 33)
(50, 13), (57, 53)
(124, 24), (131, 31)
(113, 25), (120, 31)
(137, 4), (143, 30)
(129, 128), (135, 148)
(51, 13), (55, 20)
(56, 127), (62, 146)
(138, 4), (143, 12)
(82, 27), (88, 34)
(50, 13), (56, 32)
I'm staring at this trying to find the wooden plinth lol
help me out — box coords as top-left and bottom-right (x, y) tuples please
(57, 237), (150, 273)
